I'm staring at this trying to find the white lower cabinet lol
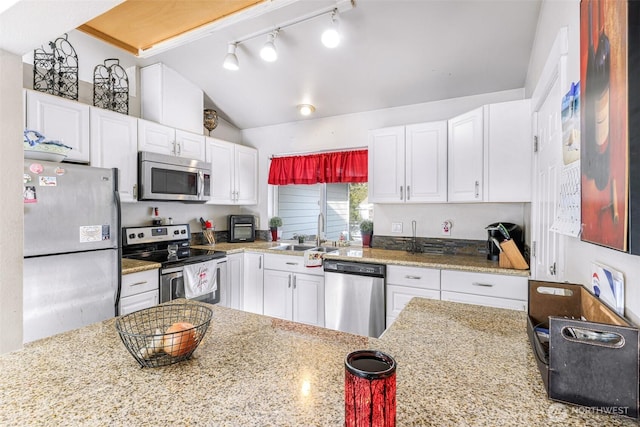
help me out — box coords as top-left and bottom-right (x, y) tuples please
(119, 269), (159, 316)
(263, 254), (325, 327)
(385, 265), (440, 327)
(225, 253), (244, 310)
(440, 270), (528, 311)
(243, 252), (264, 314)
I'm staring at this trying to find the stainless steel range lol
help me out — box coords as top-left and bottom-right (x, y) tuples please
(122, 224), (226, 307)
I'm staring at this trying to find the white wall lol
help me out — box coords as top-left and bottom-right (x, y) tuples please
(525, 0), (640, 324)
(121, 202), (241, 233)
(0, 49), (24, 353)
(242, 88), (527, 238)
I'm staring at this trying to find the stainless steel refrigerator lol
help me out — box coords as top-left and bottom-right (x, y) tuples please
(23, 160), (120, 343)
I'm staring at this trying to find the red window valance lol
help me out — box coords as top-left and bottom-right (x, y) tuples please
(268, 149), (368, 185)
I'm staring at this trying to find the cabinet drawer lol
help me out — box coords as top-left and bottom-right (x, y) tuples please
(441, 291), (527, 311)
(386, 284), (440, 319)
(263, 254), (323, 276)
(119, 290), (159, 316)
(441, 270), (527, 301)
(386, 265), (440, 290)
(121, 269), (159, 298)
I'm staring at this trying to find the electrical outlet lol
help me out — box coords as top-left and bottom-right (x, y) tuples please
(442, 220), (452, 236)
(391, 222), (403, 233)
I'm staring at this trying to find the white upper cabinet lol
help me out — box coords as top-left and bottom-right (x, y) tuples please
(140, 63), (204, 134)
(90, 107), (138, 202)
(405, 121), (448, 202)
(369, 121), (447, 203)
(368, 126), (405, 203)
(206, 137), (258, 205)
(484, 99), (532, 202)
(25, 90), (90, 163)
(138, 118), (205, 161)
(448, 107), (484, 202)
(175, 129), (206, 161)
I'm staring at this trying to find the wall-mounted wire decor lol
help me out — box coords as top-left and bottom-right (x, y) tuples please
(33, 33), (79, 100)
(93, 59), (129, 115)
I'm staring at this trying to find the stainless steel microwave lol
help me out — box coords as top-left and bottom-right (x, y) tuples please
(138, 151), (211, 202)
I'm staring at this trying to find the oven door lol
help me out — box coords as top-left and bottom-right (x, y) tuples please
(160, 260), (226, 304)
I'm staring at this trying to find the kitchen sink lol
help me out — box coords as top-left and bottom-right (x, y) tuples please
(272, 244), (339, 254)
(272, 244), (316, 251)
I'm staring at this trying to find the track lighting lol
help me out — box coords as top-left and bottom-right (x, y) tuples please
(321, 10), (340, 48)
(223, 43), (239, 71)
(298, 104), (316, 116)
(221, 2), (355, 70)
(260, 31), (278, 62)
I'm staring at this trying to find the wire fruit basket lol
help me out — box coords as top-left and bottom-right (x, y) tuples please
(115, 303), (212, 368)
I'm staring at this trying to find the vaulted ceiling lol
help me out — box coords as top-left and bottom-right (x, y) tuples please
(2, 0), (543, 130)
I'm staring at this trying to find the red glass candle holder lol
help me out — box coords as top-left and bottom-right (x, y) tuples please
(345, 350), (397, 427)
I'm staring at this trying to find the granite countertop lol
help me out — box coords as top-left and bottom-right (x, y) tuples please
(121, 258), (161, 275)
(191, 241), (530, 277)
(0, 298), (631, 425)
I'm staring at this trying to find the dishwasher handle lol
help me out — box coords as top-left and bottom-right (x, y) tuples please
(323, 260), (386, 278)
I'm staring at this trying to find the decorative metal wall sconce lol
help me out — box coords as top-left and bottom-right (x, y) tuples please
(33, 34), (79, 100)
(203, 109), (219, 135)
(93, 59), (129, 115)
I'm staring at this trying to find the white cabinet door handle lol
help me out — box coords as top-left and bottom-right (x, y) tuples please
(130, 281), (148, 287)
(472, 282), (494, 287)
(407, 185), (411, 200)
(286, 262), (299, 266)
(474, 181), (479, 198)
(405, 275), (421, 280)
(400, 186), (403, 201)
(288, 274), (292, 288)
(293, 275), (297, 289)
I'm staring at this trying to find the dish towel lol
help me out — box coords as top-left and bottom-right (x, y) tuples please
(183, 260), (218, 299)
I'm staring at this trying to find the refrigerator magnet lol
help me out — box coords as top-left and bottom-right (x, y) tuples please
(38, 176), (57, 186)
(23, 186), (37, 203)
(55, 167), (66, 176)
(23, 173), (32, 184)
(29, 163), (43, 174)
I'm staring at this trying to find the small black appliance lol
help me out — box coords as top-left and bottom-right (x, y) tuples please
(486, 222), (524, 261)
(228, 215), (256, 243)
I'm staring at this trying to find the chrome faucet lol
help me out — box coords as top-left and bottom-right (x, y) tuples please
(316, 212), (325, 246)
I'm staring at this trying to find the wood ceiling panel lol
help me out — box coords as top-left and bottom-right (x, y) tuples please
(78, 0), (266, 55)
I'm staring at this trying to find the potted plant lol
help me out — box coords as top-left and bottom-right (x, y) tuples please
(269, 216), (282, 242)
(359, 219), (374, 247)
(293, 233), (307, 244)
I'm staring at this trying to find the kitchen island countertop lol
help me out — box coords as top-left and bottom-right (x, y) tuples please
(0, 298), (632, 425)
(191, 241), (530, 276)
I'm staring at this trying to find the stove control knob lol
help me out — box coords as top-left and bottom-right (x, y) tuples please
(128, 233), (135, 239)
(174, 230), (180, 235)
(137, 232), (144, 238)
(180, 229), (186, 234)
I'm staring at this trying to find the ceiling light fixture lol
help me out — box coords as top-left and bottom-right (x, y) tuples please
(260, 31), (278, 62)
(298, 104), (316, 116)
(223, 43), (239, 70)
(321, 9), (340, 48)
(221, 1), (356, 70)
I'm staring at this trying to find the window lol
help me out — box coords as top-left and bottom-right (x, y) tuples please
(276, 183), (371, 242)
(269, 149), (370, 242)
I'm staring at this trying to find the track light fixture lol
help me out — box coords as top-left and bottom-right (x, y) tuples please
(321, 10), (341, 48)
(223, 43), (239, 71)
(221, 2), (355, 71)
(260, 31), (278, 62)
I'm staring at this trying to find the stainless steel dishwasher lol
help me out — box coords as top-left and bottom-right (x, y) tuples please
(324, 259), (386, 338)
